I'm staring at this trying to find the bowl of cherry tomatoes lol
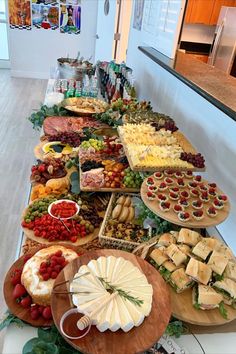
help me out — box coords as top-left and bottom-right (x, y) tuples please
(48, 199), (80, 220)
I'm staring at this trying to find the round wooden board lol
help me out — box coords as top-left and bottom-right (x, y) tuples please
(21, 205), (104, 247)
(140, 175), (230, 228)
(61, 97), (108, 116)
(51, 249), (171, 354)
(23, 226), (99, 247)
(169, 285), (236, 326)
(3, 244), (75, 327)
(34, 141), (78, 161)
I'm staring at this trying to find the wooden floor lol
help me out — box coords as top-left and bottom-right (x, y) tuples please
(0, 70), (47, 346)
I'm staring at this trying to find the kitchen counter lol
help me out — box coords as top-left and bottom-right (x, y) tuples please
(138, 47), (236, 120)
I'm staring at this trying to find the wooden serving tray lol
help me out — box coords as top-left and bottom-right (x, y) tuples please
(3, 245), (74, 327)
(51, 249), (171, 354)
(140, 175), (230, 228)
(21, 204), (104, 247)
(34, 141), (79, 161)
(170, 286), (236, 326)
(118, 127), (205, 172)
(79, 168), (140, 193)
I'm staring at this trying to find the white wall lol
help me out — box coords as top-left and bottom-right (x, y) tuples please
(127, 12), (236, 254)
(8, 0), (98, 79)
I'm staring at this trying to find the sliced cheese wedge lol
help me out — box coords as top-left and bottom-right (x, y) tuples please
(120, 296), (145, 327)
(116, 295), (135, 332)
(105, 256), (118, 282)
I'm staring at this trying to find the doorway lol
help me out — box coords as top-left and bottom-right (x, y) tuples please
(95, 0), (132, 64)
(0, 0), (10, 68)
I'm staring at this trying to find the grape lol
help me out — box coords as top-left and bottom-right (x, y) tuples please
(48, 132), (81, 147)
(123, 168), (143, 188)
(180, 152), (205, 168)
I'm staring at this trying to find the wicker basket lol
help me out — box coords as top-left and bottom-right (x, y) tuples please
(99, 193), (146, 251)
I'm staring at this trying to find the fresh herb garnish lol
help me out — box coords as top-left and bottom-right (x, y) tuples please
(22, 326), (82, 354)
(0, 311), (25, 331)
(28, 104), (69, 130)
(213, 272), (224, 281)
(166, 318), (187, 338)
(194, 303), (201, 310)
(98, 277), (144, 307)
(219, 301), (228, 319)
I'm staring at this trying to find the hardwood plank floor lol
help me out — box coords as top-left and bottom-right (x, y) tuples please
(0, 70), (47, 347)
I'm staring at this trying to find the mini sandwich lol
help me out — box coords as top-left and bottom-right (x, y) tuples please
(186, 258), (212, 285)
(193, 284), (223, 310)
(169, 268), (194, 293)
(201, 237), (223, 251)
(217, 244), (234, 260)
(224, 261), (236, 282)
(213, 278), (236, 307)
(158, 260), (183, 281)
(170, 231), (179, 239)
(177, 228), (201, 246)
(178, 244), (191, 255)
(149, 248), (168, 267)
(192, 241), (212, 261)
(166, 244), (187, 267)
(158, 233), (176, 247)
(207, 250), (229, 275)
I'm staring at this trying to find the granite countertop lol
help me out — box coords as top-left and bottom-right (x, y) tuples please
(138, 46), (236, 121)
(175, 51), (236, 113)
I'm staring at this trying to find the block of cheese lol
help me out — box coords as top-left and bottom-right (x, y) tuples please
(71, 256), (153, 332)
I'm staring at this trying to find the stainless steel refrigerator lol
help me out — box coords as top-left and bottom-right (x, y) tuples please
(208, 6), (236, 75)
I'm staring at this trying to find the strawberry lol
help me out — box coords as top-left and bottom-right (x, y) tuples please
(11, 269), (22, 286)
(42, 306), (52, 320)
(30, 309), (40, 320)
(13, 284), (27, 299)
(20, 296), (32, 308)
(55, 250), (62, 257)
(38, 164), (46, 173)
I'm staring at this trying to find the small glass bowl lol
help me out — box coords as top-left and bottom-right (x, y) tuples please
(60, 308), (91, 340)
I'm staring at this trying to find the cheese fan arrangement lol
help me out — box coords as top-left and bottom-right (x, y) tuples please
(70, 256), (153, 332)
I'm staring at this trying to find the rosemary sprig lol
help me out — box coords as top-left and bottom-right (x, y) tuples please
(98, 277), (144, 307)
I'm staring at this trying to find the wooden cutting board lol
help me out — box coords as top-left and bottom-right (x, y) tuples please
(3, 245), (76, 327)
(140, 175), (230, 228)
(170, 285), (236, 326)
(51, 249), (171, 354)
(21, 203), (104, 247)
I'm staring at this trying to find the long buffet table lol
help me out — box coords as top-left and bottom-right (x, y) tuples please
(2, 80), (236, 354)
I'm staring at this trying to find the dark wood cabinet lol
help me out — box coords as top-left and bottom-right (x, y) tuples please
(184, 0), (236, 25)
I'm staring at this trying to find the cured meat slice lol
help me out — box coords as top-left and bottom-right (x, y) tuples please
(43, 116), (108, 136)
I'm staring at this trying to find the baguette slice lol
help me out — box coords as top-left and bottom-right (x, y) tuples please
(186, 258), (212, 285)
(224, 261), (236, 282)
(169, 268), (194, 293)
(149, 248), (168, 267)
(207, 250), (229, 275)
(166, 244), (187, 266)
(178, 244), (191, 255)
(158, 233), (176, 247)
(177, 228), (201, 246)
(192, 241), (212, 260)
(213, 278), (236, 305)
(193, 284), (223, 310)
(201, 237), (223, 251)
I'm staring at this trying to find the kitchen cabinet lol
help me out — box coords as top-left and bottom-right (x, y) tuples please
(184, 0), (236, 25)
(210, 0), (236, 24)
